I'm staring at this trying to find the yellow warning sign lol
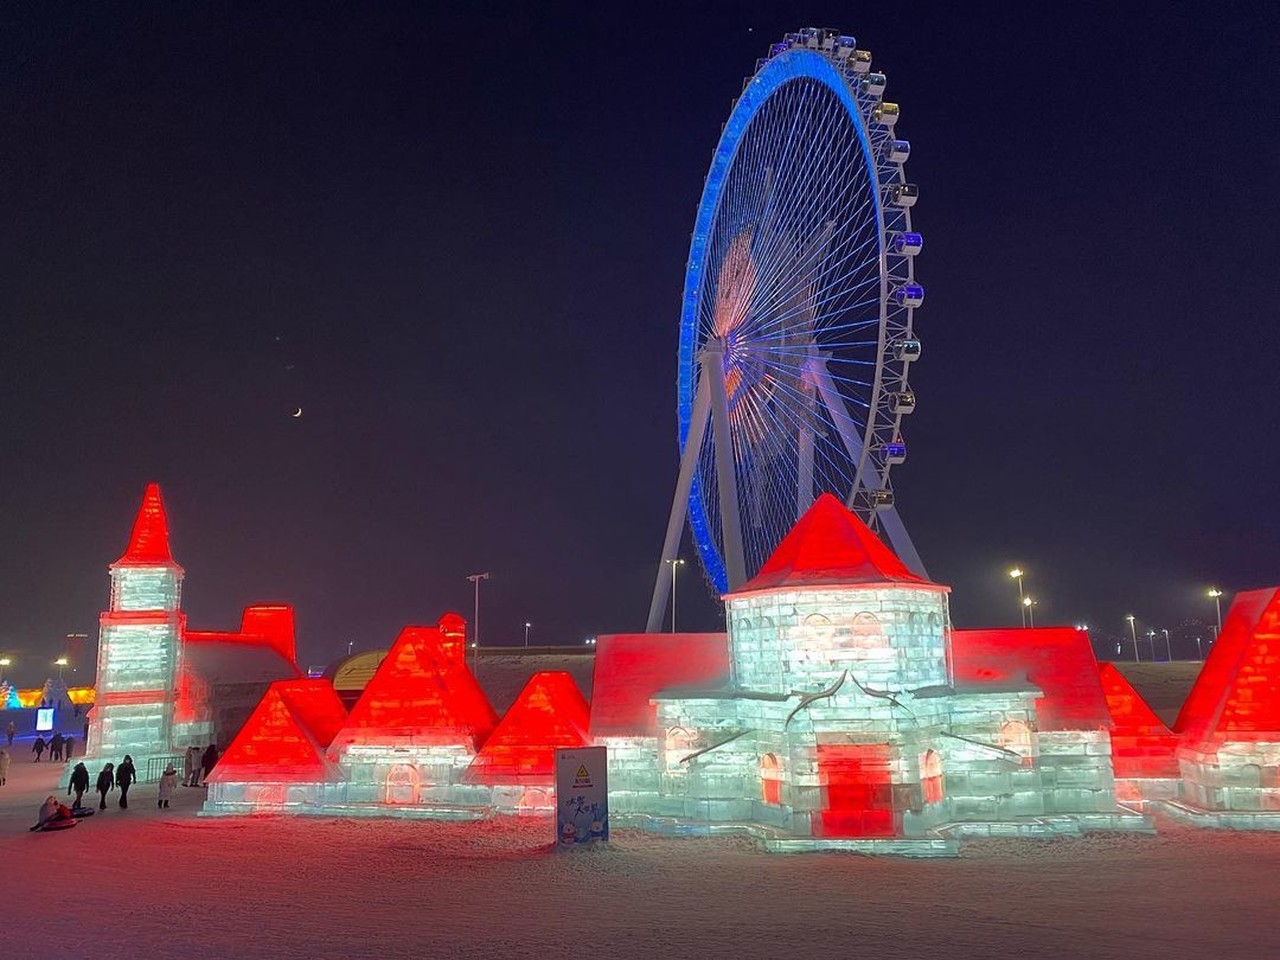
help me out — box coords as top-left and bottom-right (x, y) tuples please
(574, 764), (592, 788)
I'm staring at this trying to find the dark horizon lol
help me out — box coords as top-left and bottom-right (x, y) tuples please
(2, 3), (1277, 686)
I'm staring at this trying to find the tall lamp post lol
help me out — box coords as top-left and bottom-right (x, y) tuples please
(466, 572), (491, 671)
(665, 558), (686, 633)
(1022, 596), (1037, 629)
(1208, 588), (1224, 638)
(524, 621), (531, 648)
(55, 657), (68, 681)
(1009, 568), (1026, 627)
(0, 657), (9, 685)
(1161, 628), (1172, 661)
(1126, 615), (1139, 662)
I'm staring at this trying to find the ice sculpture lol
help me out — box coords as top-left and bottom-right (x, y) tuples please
(84, 483), (186, 772)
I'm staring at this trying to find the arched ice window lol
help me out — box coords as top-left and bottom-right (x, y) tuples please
(760, 753), (782, 805)
(920, 750), (944, 805)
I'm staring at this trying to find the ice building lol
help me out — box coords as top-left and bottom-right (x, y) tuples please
(194, 490), (1280, 851)
(80, 484), (300, 778)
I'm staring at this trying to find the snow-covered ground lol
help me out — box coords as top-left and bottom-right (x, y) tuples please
(2, 749), (1279, 960)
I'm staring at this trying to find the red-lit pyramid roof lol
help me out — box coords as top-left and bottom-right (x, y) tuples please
(466, 672), (591, 783)
(114, 482), (180, 567)
(331, 621), (498, 751)
(733, 493), (932, 594)
(1175, 588), (1280, 743)
(207, 679), (347, 783)
(1098, 662), (1179, 779)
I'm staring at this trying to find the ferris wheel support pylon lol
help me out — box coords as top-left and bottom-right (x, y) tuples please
(807, 353), (927, 576)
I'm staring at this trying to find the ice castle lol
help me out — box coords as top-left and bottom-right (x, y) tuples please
(83, 484), (1280, 853)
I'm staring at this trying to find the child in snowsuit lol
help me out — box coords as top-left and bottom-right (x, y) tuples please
(157, 764), (178, 809)
(96, 763), (115, 810)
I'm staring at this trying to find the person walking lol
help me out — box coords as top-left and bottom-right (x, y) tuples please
(68, 762), (90, 808)
(50, 732), (64, 762)
(184, 745), (199, 787)
(6, 721), (15, 746)
(63, 734), (74, 759)
(32, 736), (46, 762)
(0, 748), (10, 785)
(116, 755), (137, 809)
(201, 743), (219, 784)
(157, 764), (178, 809)
(95, 763), (115, 810)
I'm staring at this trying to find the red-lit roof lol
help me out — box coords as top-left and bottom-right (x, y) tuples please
(1176, 588), (1280, 742)
(1098, 662), (1180, 780)
(466, 672), (591, 782)
(952, 628), (1111, 731)
(114, 483), (179, 567)
(331, 621), (498, 750)
(733, 493), (930, 594)
(207, 679), (348, 783)
(588, 633), (730, 737)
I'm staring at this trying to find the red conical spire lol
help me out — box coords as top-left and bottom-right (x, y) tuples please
(115, 483), (176, 566)
(733, 493), (928, 593)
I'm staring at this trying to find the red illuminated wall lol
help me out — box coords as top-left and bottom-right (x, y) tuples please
(1176, 588), (1280, 743)
(952, 628), (1111, 731)
(814, 743), (895, 838)
(589, 633), (730, 737)
(467, 672), (591, 782)
(1098, 663), (1180, 779)
(208, 679), (348, 782)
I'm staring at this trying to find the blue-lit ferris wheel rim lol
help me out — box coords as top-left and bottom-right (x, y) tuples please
(678, 48), (885, 595)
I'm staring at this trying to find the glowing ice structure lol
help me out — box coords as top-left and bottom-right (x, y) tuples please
(206, 617), (592, 817)
(201, 492), (1280, 850)
(84, 483), (187, 773)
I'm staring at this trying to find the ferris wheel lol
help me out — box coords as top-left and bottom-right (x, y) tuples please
(647, 27), (927, 629)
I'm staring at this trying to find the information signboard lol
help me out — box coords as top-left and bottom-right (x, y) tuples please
(36, 708), (54, 732)
(555, 746), (608, 845)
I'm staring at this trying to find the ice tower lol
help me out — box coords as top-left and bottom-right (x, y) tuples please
(85, 484), (186, 772)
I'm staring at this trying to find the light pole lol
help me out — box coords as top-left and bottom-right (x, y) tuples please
(466, 572), (490, 671)
(347, 640), (354, 657)
(1161, 628), (1172, 661)
(1146, 630), (1158, 662)
(1022, 595), (1037, 629)
(0, 657), (9, 685)
(1195, 636), (1203, 660)
(1009, 568), (1026, 627)
(1126, 615), (1139, 662)
(524, 621), (531, 648)
(55, 657), (68, 681)
(665, 558), (686, 632)
(1208, 588), (1224, 638)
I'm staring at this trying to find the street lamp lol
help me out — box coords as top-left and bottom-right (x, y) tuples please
(0, 657), (9, 684)
(1208, 588), (1224, 638)
(1022, 595), (1037, 629)
(1126, 615), (1139, 662)
(1160, 628), (1172, 661)
(665, 558), (686, 632)
(55, 657), (68, 681)
(524, 621), (531, 647)
(466, 572), (491, 671)
(1009, 568), (1026, 627)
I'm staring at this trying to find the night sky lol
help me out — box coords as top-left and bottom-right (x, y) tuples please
(2, 3), (1277, 684)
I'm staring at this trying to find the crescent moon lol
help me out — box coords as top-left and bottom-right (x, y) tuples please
(291, 407), (303, 418)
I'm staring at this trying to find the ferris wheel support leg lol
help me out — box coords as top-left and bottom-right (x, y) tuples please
(704, 340), (748, 591)
(874, 504), (929, 580)
(645, 374), (712, 633)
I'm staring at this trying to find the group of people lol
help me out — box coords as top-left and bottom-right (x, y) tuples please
(60, 743), (220, 815)
(29, 732), (74, 762)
